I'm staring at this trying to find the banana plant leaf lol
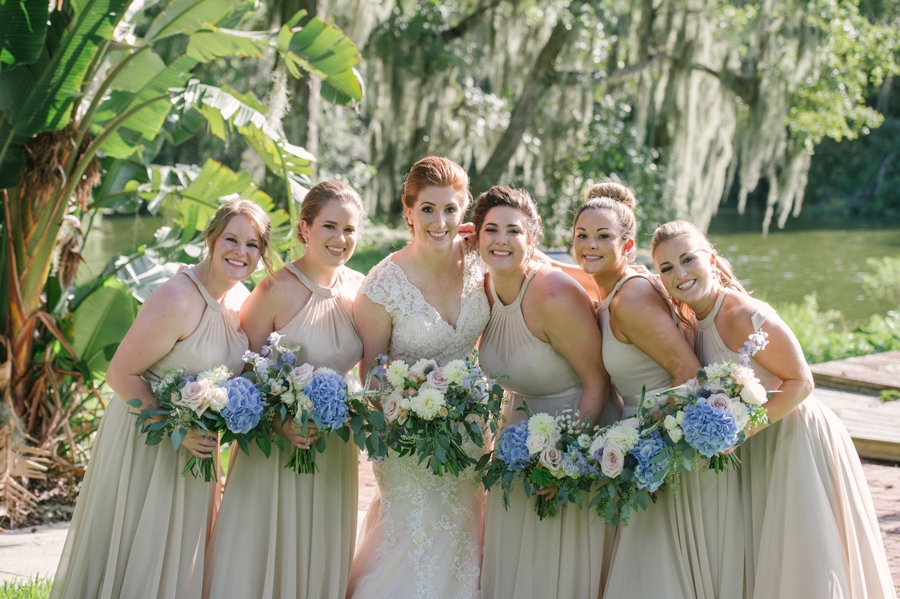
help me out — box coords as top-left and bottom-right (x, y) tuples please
(0, 0), (48, 68)
(66, 278), (138, 379)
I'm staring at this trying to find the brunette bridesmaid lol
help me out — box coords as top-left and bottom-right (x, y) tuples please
(204, 181), (365, 599)
(567, 183), (743, 599)
(652, 220), (896, 599)
(475, 186), (613, 599)
(50, 200), (269, 599)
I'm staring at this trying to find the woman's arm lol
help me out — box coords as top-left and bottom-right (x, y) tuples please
(353, 294), (393, 388)
(613, 278), (701, 385)
(239, 274), (281, 353)
(529, 270), (609, 425)
(720, 297), (813, 432)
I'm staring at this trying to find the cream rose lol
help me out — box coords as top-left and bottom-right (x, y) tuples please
(600, 443), (625, 478)
(177, 378), (213, 416)
(526, 434), (550, 455)
(424, 368), (450, 392)
(539, 446), (563, 473)
(730, 365), (757, 387)
(290, 364), (315, 388)
(589, 435), (606, 460)
(409, 359), (437, 381)
(668, 427), (684, 443)
(706, 393), (732, 411)
(728, 399), (750, 430)
(382, 391), (404, 423)
(740, 381), (768, 405)
(207, 386), (229, 413)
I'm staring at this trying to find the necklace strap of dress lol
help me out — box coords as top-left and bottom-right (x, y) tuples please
(181, 269), (224, 312)
(284, 262), (337, 298)
(489, 263), (539, 311)
(697, 289), (729, 328)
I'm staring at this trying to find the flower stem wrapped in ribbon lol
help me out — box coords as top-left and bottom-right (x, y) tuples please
(243, 333), (385, 474)
(129, 365), (265, 482)
(367, 353), (504, 477)
(481, 405), (597, 520)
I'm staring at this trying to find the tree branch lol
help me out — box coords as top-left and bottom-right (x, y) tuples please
(441, 0), (507, 42)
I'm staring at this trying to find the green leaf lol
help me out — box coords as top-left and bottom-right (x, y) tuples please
(171, 427), (184, 450)
(126, 398), (143, 409)
(256, 435), (271, 458)
(143, 0), (247, 42)
(0, 0), (49, 67)
(68, 278), (138, 378)
(368, 411), (386, 431)
(186, 26), (270, 62)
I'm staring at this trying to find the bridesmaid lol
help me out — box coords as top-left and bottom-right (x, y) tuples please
(474, 186), (613, 599)
(204, 181), (365, 599)
(652, 220), (896, 599)
(570, 183), (743, 599)
(50, 199), (269, 599)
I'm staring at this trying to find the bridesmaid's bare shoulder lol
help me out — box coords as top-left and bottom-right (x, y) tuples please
(528, 266), (593, 313)
(140, 271), (207, 339)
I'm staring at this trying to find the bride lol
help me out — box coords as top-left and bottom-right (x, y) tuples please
(347, 156), (489, 599)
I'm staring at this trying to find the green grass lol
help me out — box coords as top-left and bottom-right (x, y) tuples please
(0, 577), (52, 599)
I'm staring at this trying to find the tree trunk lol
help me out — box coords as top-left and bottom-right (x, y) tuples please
(471, 6), (578, 196)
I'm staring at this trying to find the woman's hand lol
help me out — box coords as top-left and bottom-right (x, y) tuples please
(458, 222), (476, 241)
(181, 427), (218, 459)
(534, 485), (558, 499)
(280, 417), (319, 450)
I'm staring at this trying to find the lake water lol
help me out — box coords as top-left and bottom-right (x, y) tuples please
(80, 210), (900, 324)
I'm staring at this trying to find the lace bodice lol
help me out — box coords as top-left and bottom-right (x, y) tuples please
(361, 247), (490, 365)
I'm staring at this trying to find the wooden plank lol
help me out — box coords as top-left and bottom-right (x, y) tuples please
(816, 387), (900, 461)
(810, 351), (900, 392)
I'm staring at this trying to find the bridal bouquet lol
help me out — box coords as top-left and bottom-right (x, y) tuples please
(129, 365), (265, 481)
(481, 407), (597, 520)
(654, 358), (770, 473)
(369, 353), (504, 476)
(243, 333), (384, 474)
(587, 416), (671, 527)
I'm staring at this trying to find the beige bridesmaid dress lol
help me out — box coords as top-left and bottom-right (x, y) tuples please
(697, 290), (896, 599)
(478, 266), (614, 599)
(204, 264), (363, 599)
(602, 273), (744, 599)
(50, 269), (248, 599)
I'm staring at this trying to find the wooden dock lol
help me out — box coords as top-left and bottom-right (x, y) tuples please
(811, 351), (900, 462)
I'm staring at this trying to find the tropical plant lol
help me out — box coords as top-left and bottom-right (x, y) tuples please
(0, 0), (363, 478)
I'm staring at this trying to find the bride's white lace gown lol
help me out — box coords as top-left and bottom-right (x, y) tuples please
(346, 249), (490, 599)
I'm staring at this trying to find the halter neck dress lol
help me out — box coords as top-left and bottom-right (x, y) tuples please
(601, 273), (743, 599)
(51, 269), (248, 599)
(696, 290), (895, 599)
(478, 265), (613, 599)
(204, 263), (364, 599)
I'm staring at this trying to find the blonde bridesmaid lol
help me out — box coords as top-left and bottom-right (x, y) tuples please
(568, 183), (744, 599)
(50, 200), (269, 599)
(474, 186), (613, 599)
(652, 220), (896, 599)
(204, 181), (365, 599)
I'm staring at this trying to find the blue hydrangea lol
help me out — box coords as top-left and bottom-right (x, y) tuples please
(496, 421), (530, 471)
(681, 401), (739, 458)
(219, 377), (264, 434)
(630, 430), (672, 492)
(304, 373), (349, 430)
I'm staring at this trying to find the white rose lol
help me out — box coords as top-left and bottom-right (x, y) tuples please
(382, 391), (404, 423)
(297, 393), (313, 411)
(270, 379), (285, 396)
(728, 399), (750, 430)
(539, 446), (563, 473)
(664, 414), (679, 431)
(442, 360), (468, 386)
(676, 411), (685, 424)
(207, 386), (229, 413)
(280, 390), (297, 406)
(176, 378), (213, 416)
(526, 434), (549, 455)
(668, 426), (684, 443)
(706, 393), (732, 411)
(589, 435), (606, 460)
(409, 359), (437, 381)
(290, 364), (315, 389)
(600, 443), (625, 478)
(740, 381), (768, 405)
(730, 364), (757, 387)
(344, 374), (362, 393)
(385, 361), (410, 388)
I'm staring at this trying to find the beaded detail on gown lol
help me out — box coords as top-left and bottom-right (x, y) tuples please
(50, 269), (248, 599)
(346, 248), (490, 599)
(478, 266), (613, 599)
(696, 290), (896, 599)
(204, 264), (364, 599)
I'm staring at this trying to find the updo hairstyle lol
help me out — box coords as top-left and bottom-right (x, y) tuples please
(298, 180), (364, 245)
(573, 181), (638, 263)
(400, 156), (472, 230)
(204, 198), (273, 274)
(471, 185), (543, 245)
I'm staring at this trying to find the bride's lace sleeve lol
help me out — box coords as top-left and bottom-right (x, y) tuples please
(360, 257), (422, 321)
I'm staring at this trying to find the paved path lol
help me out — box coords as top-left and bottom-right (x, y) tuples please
(4, 457), (899, 590)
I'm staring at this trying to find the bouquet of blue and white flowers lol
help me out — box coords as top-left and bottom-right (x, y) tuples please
(481, 407), (597, 519)
(654, 335), (770, 473)
(129, 365), (265, 481)
(243, 333), (383, 474)
(586, 415), (671, 527)
(368, 353), (504, 476)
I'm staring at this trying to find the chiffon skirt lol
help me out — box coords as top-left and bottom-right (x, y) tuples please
(204, 435), (358, 599)
(739, 395), (895, 599)
(480, 488), (612, 599)
(50, 398), (218, 599)
(603, 466), (743, 599)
